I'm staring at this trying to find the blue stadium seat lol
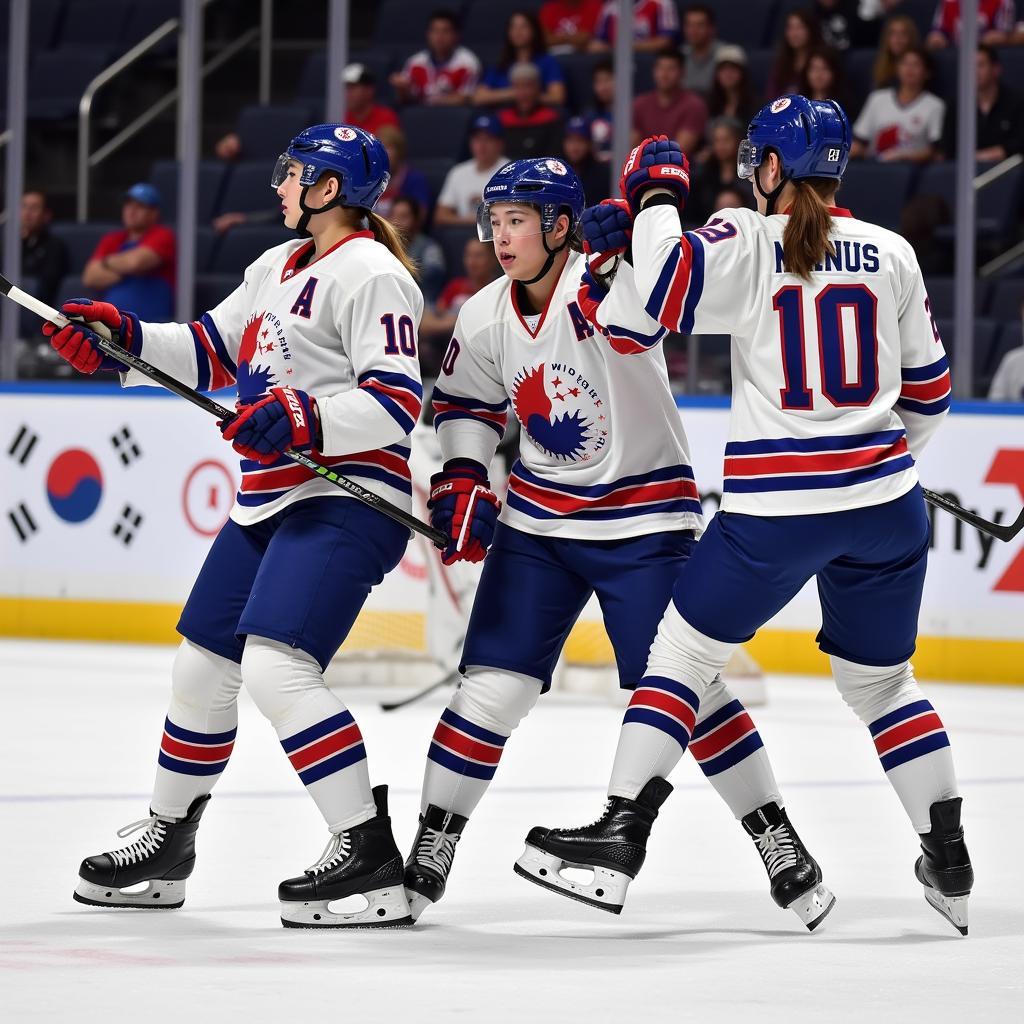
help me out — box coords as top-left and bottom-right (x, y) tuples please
(55, 274), (97, 305)
(218, 161), (280, 216)
(212, 225), (292, 274)
(845, 48), (879, 102)
(433, 225), (477, 278)
(370, 0), (437, 50)
(418, 157), (457, 204)
(922, 162), (1023, 242)
(996, 47), (1024, 95)
(54, 0), (131, 53)
(195, 227), (217, 274)
(195, 274), (239, 314)
(149, 161), (228, 224)
(745, 49), (775, 99)
(837, 162), (915, 230)
(50, 222), (119, 273)
(295, 51), (327, 106)
(27, 49), (110, 121)
(706, 0), (777, 49)
(988, 278), (1024, 320)
(401, 107), (473, 161)
(123, 0), (186, 53)
(235, 104), (315, 159)
(900, 0), (940, 38)
(0, 0), (67, 50)
(928, 48), (959, 106)
(924, 277), (990, 318)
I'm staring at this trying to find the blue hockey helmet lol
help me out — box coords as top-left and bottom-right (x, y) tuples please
(738, 96), (850, 212)
(271, 124), (390, 229)
(477, 157), (586, 242)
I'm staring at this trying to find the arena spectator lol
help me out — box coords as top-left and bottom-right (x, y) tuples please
(21, 189), (68, 307)
(373, 125), (433, 220)
(681, 4), (723, 96)
(852, 46), (945, 163)
(872, 13), (921, 89)
(633, 48), (708, 155)
(856, 0), (910, 48)
(798, 47), (852, 113)
(562, 116), (610, 202)
(813, 0), (855, 51)
(587, 58), (615, 161)
(767, 9), (822, 98)
(713, 184), (750, 211)
(688, 116), (750, 224)
(592, 0), (680, 52)
(474, 10), (567, 108)
(540, 0), (602, 53)
(943, 44), (1024, 161)
(988, 327), (1024, 400)
(707, 45), (757, 124)
(435, 115), (509, 226)
(388, 196), (446, 304)
(82, 184), (175, 323)
(389, 9), (480, 106)
(926, 0), (1017, 49)
(498, 63), (565, 160)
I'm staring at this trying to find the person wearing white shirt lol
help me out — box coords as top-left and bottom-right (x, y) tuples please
(434, 115), (510, 225)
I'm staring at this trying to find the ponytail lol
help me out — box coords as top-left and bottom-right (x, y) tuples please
(366, 210), (420, 280)
(782, 178), (836, 280)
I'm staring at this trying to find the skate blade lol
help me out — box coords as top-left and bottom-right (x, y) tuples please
(513, 844), (628, 914)
(280, 885), (413, 929)
(923, 886), (969, 936)
(406, 889), (432, 923)
(786, 883), (836, 932)
(73, 876), (185, 909)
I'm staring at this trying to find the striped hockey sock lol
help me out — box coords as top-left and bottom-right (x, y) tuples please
(422, 708), (509, 818)
(608, 676), (700, 799)
(152, 717), (236, 819)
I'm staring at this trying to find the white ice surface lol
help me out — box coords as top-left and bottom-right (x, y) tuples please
(1, 640), (1022, 1023)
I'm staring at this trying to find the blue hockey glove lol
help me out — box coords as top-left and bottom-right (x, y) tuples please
(619, 135), (691, 217)
(428, 460), (500, 565)
(220, 386), (318, 464)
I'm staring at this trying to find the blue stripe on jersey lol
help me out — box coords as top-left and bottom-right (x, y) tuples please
(507, 491), (703, 521)
(724, 429), (907, 457)
(897, 393), (952, 416)
(645, 244), (679, 323)
(724, 453), (915, 493)
(901, 355), (949, 382)
(431, 386), (510, 413)
(201, 312), (237, 378)
(512, 460), (695, 497)
(679, 231), (706, 335)
(604, 321), (667, 348)
(186, 322), (211, 392)
(363, 387), (417, 433)
(358, 369), (424, 400)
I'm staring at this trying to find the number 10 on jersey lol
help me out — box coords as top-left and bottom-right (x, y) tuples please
(774, 283), (878, 409)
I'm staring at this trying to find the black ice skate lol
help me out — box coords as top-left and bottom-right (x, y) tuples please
(73, 794), (210, 909)
(403, 804), (468, 921)
(742, 802), (835, 931)
(513, 777), (674, 914)
(914, 797), (973, 936)
(278, 785), (412, 929)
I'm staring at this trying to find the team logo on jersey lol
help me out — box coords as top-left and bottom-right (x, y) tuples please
(236, 311), (289, 402)
(510, 361), (608, 462)
(334, 126), (357, 142)
(545, 159), (568, 176)
(770, 97), (791, 113)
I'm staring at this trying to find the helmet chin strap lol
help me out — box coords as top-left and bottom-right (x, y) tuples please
(295, 180), (351, 238)
(754, 163), (791, 216)
(518, 230), (570, 286)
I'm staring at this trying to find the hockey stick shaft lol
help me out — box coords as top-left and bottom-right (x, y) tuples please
(380, 668), (460, 712)
(921, 487), (1024, 543)
(0, 274), (449, 550)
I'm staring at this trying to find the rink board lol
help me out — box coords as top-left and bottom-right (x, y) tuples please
(1, 384), (1022, 683)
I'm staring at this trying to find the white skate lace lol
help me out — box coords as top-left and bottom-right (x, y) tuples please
(754, 823), (798, 878)
(306, 831), (352, 875)
(415, 827), (461, 877)
(564, 800), (612, 834)
(108, 815), (169, 867)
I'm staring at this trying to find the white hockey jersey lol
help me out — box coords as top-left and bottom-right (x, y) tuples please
(121, 230), (424, 525)
(632, 202), (951, 516)
(432, 249), (703, 540)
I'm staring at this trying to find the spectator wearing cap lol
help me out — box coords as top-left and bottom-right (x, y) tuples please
(540, 0), (603, 53)
(592, 0), (680, 52)
(632, 48), (708, 156)
(682, 4), (724, 96)
(374, 125), (433, 220)
(82, 184), (176, 322)
(942, 44), (1024, 162)
(707, 45), (757, 124)
(926, 0), (1017, 50)
(21, 189), (68, 307)
(435, 115), (510, 226)
(390, 9), (481, 106)
(499, 63), (565, 161)
(562, 116), (609, 202)
(474, 10), (567, 108)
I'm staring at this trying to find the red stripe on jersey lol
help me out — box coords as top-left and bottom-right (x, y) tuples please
(509, 473), (699, 513)
(628, 687), (698, 734)
(723, 438), (908, 478)
(160, 734), (235, 763)
(688, 711), (755, 762)
(240, 448), (410, 493)
(191, 321), (235, 391)
(432, 399), (508, 428)
(900, 373), (951, 402)
(431, 721), (504, 765)
(607, 333), (649, 355)
(873, 712), (945, 756)
(660, 236), (694, 331)
(287, 723), (363, 772)
(360, 378), (422, 419)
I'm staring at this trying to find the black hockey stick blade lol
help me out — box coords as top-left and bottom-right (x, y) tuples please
(922, 487), (1024, 543)
(380, 669), (460, 712)
(0, 273), (449, 550)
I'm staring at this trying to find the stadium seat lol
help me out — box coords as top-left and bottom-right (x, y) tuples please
(745, 49), (775, 99)
(996, 47), (1024, 96)
(55, 274), (96, 305)
(295, 51), (328, 106)
(400, 107), (473, 161)
(845, 48), (879, 105)
(418, 157), (458, 204)
(195, 226), (217, 274)
(558, 52), (601, 112)
(235, 104), (316, 159)
(149, 161), (228, 224)
(705, 0), (777, 49)
(195, 274), (239, 314)
(54, 0), (131, 52)
(462, 0), (544, 49)
(218, 161), (280, 216)
(934, 317), (998, 389)
(122, 0), (181, 50)
(50, 222), (120, 272)
(924, 277), (990, 319)
(922, 162), (1023, 243)
(0, 0), (67, 50)
(212, 225), (292, 274)
(27, 49), (110, 121)
(987, 278), (1024, 321)
(837, 162), (914, 230)
(983, 320), (1024, 390)
(433, 225), (477, 278)
(370, 0), (436, 50)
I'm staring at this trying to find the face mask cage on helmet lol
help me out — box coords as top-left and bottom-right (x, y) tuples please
(477, 200), (565, 242)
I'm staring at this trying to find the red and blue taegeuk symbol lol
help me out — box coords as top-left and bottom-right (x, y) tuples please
(235, 312), (278, 403)
(46, 449), (103, 523)
(511, 362), (605, 462)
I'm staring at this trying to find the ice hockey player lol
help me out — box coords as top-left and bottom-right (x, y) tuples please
(403, 155), (834, 930)
(520, 99), (972, 935)
(45, 124), (423, 928)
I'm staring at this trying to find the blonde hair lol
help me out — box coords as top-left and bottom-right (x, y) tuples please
(873, 14), (920, 88)
(782, 178), (837, 280)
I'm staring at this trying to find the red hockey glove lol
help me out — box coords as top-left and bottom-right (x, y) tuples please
(619, 135), (691, 217)
(220, 386), (318, 464)
(428, 461), (501, 565)
(42, 298), (138, 375)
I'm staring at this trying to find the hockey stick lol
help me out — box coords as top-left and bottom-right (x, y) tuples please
(0, 274), (449, 550)
(921, 487), (1024, 543)
(379, 668), (460, 713)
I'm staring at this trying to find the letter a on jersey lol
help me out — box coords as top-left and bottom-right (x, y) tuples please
(291, 277), (318, 319)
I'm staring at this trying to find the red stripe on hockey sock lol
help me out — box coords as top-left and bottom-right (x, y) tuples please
(687, 711), (755, 762)
(431, 721), (504, 765)
(628, 688), (698, 734)
(160, 734), (235, 763)
(873, 712), (945, 757)
(287, 722), (363, 772)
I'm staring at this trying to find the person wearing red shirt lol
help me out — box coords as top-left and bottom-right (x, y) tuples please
(926, 0), (1017, 48)
(498, 63), (564, 160)
(83, 183), (176, 322)
(632, 49), (708, 156)
(390, 10), (481, 105)
(540, 0), (603, 52)
(341, 64), (401, 136)
(592, 0), (680, 52)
